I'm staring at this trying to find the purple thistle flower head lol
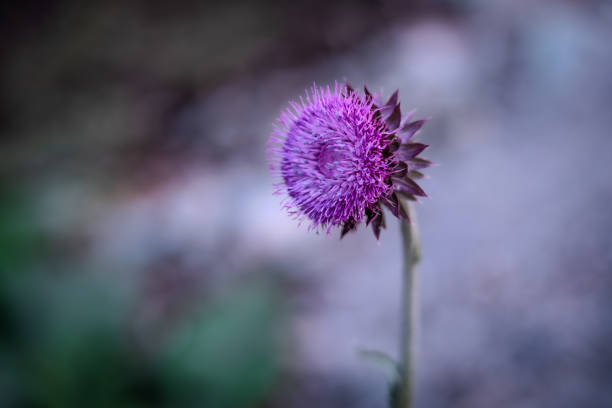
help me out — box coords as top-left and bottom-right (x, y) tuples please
(268, 82), (431, 239)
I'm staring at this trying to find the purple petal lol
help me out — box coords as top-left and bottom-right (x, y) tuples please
(371, 213), (381, 239)
(403, 109), (416, 122)
(396, 190), (417, 201)
(399, 143), (428, 160)
(385, 104), (401, 130)
(343, 83), (355, 97)
(365, 207), (376, 226)
(382, 192), (409, 220)
(394, 177), (427, 197)
(399, 119), (426, 141)
(392, 161), (408, 178)
(409, 170), (424, 179)
(371, 207), (387, 239)
(409, 158), (433, 170)
(382, 193), (399, 218)
(340, 219), (357, 238)
(380, 104), (394, 118)
(385, 90), (398, 107)
(384, 137), (401, 156)
(364, 86), (373, 103)
(372, 104), (382, 120)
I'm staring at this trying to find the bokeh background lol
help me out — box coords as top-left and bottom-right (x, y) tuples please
(2, 0), (612, 407)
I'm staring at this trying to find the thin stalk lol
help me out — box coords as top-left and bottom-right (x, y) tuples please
(398, 200), (421, 408)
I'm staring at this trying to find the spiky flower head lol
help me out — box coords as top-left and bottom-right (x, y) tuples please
(268, 82), (431, 239)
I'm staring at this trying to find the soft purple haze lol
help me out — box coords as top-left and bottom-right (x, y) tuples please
(3, 1), (612, 407)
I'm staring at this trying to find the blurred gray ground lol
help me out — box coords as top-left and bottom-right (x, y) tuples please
(2, 0), (612, 407)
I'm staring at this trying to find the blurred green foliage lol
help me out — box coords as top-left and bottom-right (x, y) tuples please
(162, 285), (282, 408)
(0, 187), (284, 408)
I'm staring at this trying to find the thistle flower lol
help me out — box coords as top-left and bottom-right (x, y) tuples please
(268, 82), (431, 239)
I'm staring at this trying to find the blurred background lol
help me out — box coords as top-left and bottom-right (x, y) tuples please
(1, 0), (612, 407)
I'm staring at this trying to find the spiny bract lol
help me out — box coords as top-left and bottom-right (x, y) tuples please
(268, 82), (430, 239)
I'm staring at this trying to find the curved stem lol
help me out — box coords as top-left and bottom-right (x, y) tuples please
(398, 200), (420, 408)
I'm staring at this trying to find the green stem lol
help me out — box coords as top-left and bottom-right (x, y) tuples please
(398, 200), (420, 408)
